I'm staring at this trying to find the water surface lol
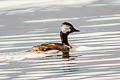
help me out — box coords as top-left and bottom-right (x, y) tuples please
(0, 0), (120, 80)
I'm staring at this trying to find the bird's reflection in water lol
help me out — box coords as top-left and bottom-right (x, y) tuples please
(62, 51), (78, 73)
(61, 45), (72, 59)
(62, 49), (70, 59)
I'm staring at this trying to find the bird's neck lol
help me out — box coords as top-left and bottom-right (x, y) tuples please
(60, 31), (69, 46)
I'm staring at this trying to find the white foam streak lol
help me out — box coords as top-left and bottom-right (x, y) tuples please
(81, 23), (120, 27)
(0, 36), (58, 41)
(78, 40), (120, 45)
(0, 39), (59, 45)
(84, 76), (120, 80)
(89, 63), (120, 67)
(89, 4), (107, 7)
(0, 33), (58, 39)
(0, 25), (4, 28)
(111, 0), (120, 4)
(82, 54), (111, 57)
(0, 52), (45, 61)
(0, 0), (97, 9)
(71, 31), (120, 37)
(75, 46), (120, 52)
(79, 37), (120, 43)
(0, 50), (61, 61)
(0, 46), (31, 51)
(0, 63), (9, 66)
(7, 9), (35, 15)
(76, 71), (117, 76)
(24, 17), (79, 23)
(14, 76), (41, 80)
(0, 76), (9, 79)
(81, 58), (120, 63)
(87, 16), (120, 21)
(0, 70), (21, 74)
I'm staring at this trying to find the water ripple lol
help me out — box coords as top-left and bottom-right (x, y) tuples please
(0, 12), (120, 80)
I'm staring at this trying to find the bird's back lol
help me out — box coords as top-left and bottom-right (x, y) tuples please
(32, 43), (64, 52)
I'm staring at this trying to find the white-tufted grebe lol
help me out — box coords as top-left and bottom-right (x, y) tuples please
(31, 22), (80, 53)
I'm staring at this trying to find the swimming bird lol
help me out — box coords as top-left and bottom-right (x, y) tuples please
(31, 22), (80, 54)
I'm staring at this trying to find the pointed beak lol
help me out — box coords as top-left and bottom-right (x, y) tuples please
(72, 28), (80, 32)
(74, 29), (80, 32)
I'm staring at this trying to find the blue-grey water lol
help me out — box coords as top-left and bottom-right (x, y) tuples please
(0, 0), (120, 80)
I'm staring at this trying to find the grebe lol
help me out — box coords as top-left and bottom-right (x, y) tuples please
(31, 22), (80, 54)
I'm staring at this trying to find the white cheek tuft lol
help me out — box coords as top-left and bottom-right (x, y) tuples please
(61, 25), (71, 33)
